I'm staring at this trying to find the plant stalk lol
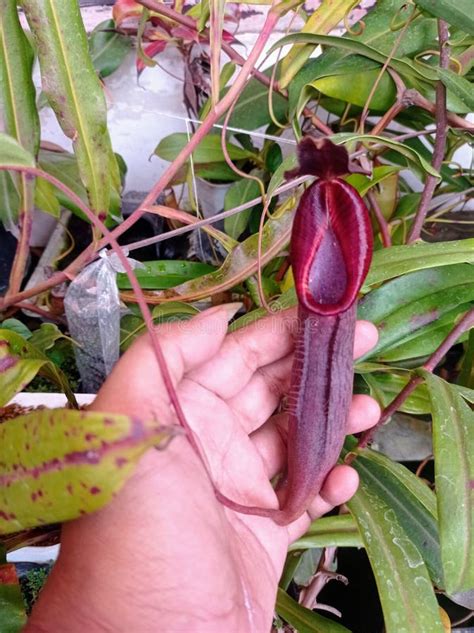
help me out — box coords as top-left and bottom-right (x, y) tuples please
(407, 20), (449, 243)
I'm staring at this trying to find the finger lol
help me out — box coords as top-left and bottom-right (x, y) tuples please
(354, 320), (378, 359)
(226, 355), (293, 433)
(306, 465), (359, 521)
(286, 467), (359, 542)
(250, 413), (289, 478)
(188, 308), (299, 399)
(131, 304), (237, 383)
(92, 305), (234, 418)
(347, 394), (380, 434)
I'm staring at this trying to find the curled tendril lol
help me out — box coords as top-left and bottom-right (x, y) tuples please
(343, 1), (365, 37)
(340, 102), (358, 131)
(414, 49), (462, 74)
(390, 2), (419, 31)
(442, 160), (465, 178)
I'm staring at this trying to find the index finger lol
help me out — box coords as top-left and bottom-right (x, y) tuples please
(187, 308), (299, 400)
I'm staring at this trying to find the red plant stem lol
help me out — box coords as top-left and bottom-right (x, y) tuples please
(356, 306), (474, 450)
(0, 163), (213, 479)
(407, 20), (449, 243)
(367, 191), (391, 248)
(11, 302), (66, 324)
(6, 175), (34, 297)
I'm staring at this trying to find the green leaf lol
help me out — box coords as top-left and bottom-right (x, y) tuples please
(0, 172), (20, 230)
(0, 1), (39, 230)
(117, 261), (215, 291)
(290, 514), (362, 551)
(276, 588), (351, 633)
(308, 64), (396, 111)
(347, 448), (444, 633)
(89, 19), (132, 78)
(0, 132), (35, 170)
(22, 0), (120, 216)
(0, 408), (174, 534)
(364, 239), (474, 290)
(0, 319), (32, 339)
(437, 66), (474, 111)
(29, 323), (66, 353)
(279, 0), (355, 88)
(346, 166), (401, 197)
(377, 305), (472, 363)
(221, 69), (288, 131)
(34, 177), (60, 217)
(39, 149), (121, 222)
(267, 154), (297, 198)
(383, 137), (470, 191)
(0, 563), (27, 632)
(155, 133), (255, 164)
(224, 178), (261, 239)
(359, 265), (474, 361)
(349, 443), (444, 587)
(413, 0), (474, 36)
(194, 161), (242, 183)
(458, 329), (474, 388)
(0, 329), (77, 407)
(0, 349), (46, 409)
(421, 371), (474, 594)
(454, 384), (474, 405)
(200, 61), (236, 121)
(0, 3), (39, 156)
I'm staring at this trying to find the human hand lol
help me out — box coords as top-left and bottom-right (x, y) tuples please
(27, 305), (379, 633)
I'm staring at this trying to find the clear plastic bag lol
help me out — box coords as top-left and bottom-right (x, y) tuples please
(64, 250), (142, 393)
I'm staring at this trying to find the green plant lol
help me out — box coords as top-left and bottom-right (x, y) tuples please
(0, 0), (473, 630)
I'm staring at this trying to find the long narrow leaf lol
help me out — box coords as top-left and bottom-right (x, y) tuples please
(21, 0), (120, 216)
(413, 0), (474, 36)
(421, 371), (474, 594)
(290, 514), (362, 551)
(347, 448), (444, 632)
(0, 2), (40, 289)
(276, 588), (351, 633)
(363, 239), (474, 289)
(349, 442), (444, 587)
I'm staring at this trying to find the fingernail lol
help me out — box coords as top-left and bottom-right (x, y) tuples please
(220, 302), (243, 322)
(196, 302), (243, 323)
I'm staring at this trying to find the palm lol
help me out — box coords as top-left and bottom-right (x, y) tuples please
(34, 306), (379, 633)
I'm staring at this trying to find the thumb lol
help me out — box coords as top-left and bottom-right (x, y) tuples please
(91, 304), (241, 418)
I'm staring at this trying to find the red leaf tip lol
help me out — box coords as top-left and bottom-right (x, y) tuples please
(285, 137), (349, 181)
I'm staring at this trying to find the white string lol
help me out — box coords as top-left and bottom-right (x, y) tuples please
(158, 109), (297, 145)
